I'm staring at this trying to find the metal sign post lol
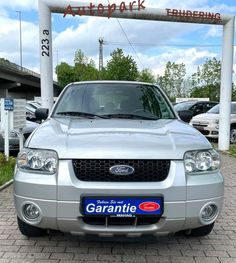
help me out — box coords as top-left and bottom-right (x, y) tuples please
(1, 99), (26, 159)
(4, 110), (9, 160)
(3, 99), (14, 160)
(19, 128), (24, 151)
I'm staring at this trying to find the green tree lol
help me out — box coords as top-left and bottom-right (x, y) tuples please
(74, 49), (91, 65)
(0, 58), (10, 64)
(73, 49), (99, 82)
(137, 69), (156, 83)
(104, 48), (138, 81)
(56, 62), (74, 88)
(232, 82), (236, 101)
(190, 58), (221, 101)
(156, 62), (187, 99)
(56, 49), (99, 88)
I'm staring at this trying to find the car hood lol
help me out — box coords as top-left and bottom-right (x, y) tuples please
(191, 113), (219, 123)
(26, 118), (211, 159)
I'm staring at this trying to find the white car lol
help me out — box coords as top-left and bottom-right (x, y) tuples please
(191, 102), (236, 143)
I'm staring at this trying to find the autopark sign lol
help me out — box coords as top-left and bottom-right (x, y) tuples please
(63, 2), (221, 22)
(63, 0), (146, 18)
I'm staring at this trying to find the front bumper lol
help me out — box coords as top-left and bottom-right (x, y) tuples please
(14, 160), (224, 236)
(192, 123), (219, 139)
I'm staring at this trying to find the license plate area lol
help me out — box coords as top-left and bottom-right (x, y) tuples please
(81, 197), (164, 217)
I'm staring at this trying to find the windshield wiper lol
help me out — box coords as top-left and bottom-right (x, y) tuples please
(56, 111), (109, 119)
(101, 113), (159, 120)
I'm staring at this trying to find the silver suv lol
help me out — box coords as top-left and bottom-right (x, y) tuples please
(191, 102), (236, 143)
(14, 81), (223, 237)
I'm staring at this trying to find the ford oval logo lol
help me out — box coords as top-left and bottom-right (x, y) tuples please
(109, 165), (135, 176)
(139, 202), (160, 212)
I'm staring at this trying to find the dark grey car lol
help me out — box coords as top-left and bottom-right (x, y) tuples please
(174, 101), (218, 116)
(0, 120), (39, 152)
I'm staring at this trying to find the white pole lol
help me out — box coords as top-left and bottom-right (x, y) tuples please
(218, 17), (235, 151)
(38, 0), (54, 110)
(4, 111), (9, 161)
(16, 10), (23, 70)
(19, 128), (24, 151)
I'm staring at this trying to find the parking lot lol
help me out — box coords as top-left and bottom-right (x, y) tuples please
(0, 154), (236, 263)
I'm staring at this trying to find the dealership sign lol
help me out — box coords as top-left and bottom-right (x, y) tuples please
(166, 8), (221, 22)
(63, 2), (221, 22)
(63, 0), (146, 18)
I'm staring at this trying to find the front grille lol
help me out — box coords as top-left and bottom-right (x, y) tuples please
(72, 159), (170, 182)
(192, 121), (209, 126)
(192, 125), (209, 135)
(200, 130), (210, 135)
(82, 216), (160, 226)
(192, 124), (208, 128)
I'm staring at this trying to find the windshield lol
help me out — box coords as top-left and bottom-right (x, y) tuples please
(208, 104), (219, 114)
(174, 101), (196, 111)
(53, 83), (175, 120)
(208, 103), (236, 114)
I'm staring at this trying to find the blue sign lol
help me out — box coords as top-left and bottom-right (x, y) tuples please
(82, 197), (163, 217)
(4, 99), (14, 111)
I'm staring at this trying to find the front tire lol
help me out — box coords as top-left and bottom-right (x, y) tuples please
(187, 223), (214, 237)
(17, 217), (47, 237)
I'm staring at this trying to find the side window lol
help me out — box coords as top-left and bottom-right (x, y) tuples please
(231, 104), (236, 114)
(192, 103), (204, 115)
(206, 103), (217, 111)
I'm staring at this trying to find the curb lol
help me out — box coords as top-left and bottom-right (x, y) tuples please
(0, 179), (13, 191)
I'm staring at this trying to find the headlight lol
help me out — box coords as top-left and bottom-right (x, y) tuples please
(17, 149), (58, 174)
(184, 149), (220, 174)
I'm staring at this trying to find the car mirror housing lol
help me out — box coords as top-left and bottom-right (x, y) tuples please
(35, 108), (49, 120)
(177, 110), (193, 123)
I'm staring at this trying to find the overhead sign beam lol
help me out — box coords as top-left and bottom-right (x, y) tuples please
(38, 0), (235, 151)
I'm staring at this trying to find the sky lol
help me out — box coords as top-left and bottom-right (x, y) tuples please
(0, 0), (236, 81)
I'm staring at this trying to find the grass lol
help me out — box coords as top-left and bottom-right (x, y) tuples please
(210, 141), (236, 158)
(0, 153), (16, 187)
(228, 145), (236, 158)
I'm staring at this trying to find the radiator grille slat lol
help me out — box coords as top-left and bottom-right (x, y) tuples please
(72, 159), (170, 182)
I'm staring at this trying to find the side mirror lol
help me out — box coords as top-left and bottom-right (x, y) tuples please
(35, 108), (49, 120)
(177, 110), (193, 123)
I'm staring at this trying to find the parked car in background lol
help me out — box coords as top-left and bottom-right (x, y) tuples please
(191, 102), (236, 143)
(26, 101), (41, 122)
(14, 81), (223, 238)
(0, 120), (39, 152)
(174, 100), (218, 116)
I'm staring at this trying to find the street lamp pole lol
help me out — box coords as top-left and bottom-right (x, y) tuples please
(16, 10), (22, 70)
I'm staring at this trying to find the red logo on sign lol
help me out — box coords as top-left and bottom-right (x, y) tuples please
(139, 202), (160, 212)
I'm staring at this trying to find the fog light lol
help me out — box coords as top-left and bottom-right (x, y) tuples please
(200, 204), (218, 223)
(23, 203), (40, 221)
